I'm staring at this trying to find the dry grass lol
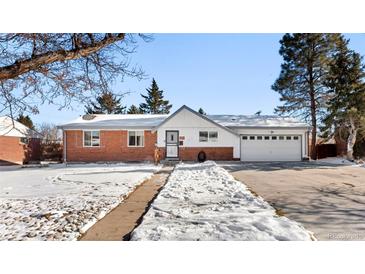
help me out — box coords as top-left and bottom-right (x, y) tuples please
(274, 208), (286, 217)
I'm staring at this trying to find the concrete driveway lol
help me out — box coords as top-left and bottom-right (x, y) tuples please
(220, 161), (365, 240)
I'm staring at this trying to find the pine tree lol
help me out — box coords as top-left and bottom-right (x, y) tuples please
(139, 79), (172, 114)
(198, 108), (206, 115)
(85, 92), (126, 114)
(17, 114), (35, 129)
(272, 33), (341, 159)
(127, 104), (143, 114)
(322, 37), (365, 160)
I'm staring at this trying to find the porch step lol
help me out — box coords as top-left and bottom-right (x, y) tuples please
(161, 159), (181, 166)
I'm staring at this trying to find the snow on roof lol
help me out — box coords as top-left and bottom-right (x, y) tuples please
(0, 116), (40, 138)
(207, 115), (309, 128)
(58, 109), (309, 130)
(58, 114), (170, 129)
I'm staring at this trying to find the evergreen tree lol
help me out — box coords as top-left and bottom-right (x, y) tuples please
(127, 104), (143, 114)
(85, 92), (126, 114)
(198, 108), (206, 115)
(272, 33), (341, 159)
(17, 114), (35, 129)
(139, 78), (172, 114)
(322, 37), (365, 160)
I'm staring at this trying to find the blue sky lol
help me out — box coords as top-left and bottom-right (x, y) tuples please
(31, 34), (365, 125)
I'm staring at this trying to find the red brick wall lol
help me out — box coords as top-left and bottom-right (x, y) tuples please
(65, 130), (156, 162)
(0, 136), (26, 165)
(159, 147), (234, 161)
(0, 136), (42, 165)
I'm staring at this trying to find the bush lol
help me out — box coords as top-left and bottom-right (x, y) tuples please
(41, 141), (63, 162)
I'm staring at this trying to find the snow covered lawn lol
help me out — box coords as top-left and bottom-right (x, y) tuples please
(0, 163), (160, 240)
(131, 161), (314, 241)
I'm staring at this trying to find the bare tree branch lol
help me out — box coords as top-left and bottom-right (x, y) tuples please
(0, 34), (125, 81)
(0, 33), (150, 117)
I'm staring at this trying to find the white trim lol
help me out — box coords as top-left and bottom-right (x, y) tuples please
(127, 130), (145, 147)
(82, 130), (100, 147)
(155, 105), (239, 137)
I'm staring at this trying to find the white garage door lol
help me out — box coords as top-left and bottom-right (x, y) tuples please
(240, 135), (302, 161)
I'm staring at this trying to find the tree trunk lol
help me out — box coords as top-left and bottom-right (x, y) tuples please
(308, 66), (317, 159)
(310, 124), (317, 159)
(346, 118), (357, 161)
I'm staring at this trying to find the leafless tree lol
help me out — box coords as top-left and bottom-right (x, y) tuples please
(0, 33), (150, 117)
(37, 122), (60, 142)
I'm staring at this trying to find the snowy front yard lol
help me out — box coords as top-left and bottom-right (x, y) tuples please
(131, 161), (314, 240)
(0, 163), (160, 240)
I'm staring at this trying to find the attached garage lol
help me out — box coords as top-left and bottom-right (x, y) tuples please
(209, 114), (310, 162)
(240, 135), (302, 161)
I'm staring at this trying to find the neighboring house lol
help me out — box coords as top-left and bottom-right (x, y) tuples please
(0, 116), (42, 165)
(58, 105), (310, 163)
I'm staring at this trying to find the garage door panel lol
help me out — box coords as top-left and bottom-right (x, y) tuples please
(240, 135), (301, 161)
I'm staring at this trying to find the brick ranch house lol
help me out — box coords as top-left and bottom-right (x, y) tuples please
(0, 116), (42, 165)
(58, 105), (311, 163)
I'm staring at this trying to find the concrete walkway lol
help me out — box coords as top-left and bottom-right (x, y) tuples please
(80, 166), (173, 241)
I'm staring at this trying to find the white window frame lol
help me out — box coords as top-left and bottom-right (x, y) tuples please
(209, 131), (218, 142)
(83, 130), (100, 147)
(199, 131), (218, 142)
(199, 131), (208, 142)
(128, 130), (145, 147)
(20, 137), (29, 144)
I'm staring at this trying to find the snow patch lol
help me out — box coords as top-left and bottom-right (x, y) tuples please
(0, 163), (160, 240)
(131, 161), (314, 241)
(316, 157), (361, 166)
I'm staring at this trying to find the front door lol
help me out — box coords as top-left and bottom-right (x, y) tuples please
(165, 130), (179, 158)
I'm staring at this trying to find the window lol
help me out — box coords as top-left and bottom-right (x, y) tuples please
(199, 131), (208, 142)
(257, 136), (263, 140)
(264, 136), (270, 140)
(84, 131), (100, 147)
(279, 136), (284, 140)
(200, 131), (218, 142)
(249, 136), (255, 140)
(20, 137), (28, 144)
(242, 136), (248, 140)
(272, 136), (277, 140)
(128, 131), (144, 147)
(209, 131), (218, 142)
(293, 136), (299, 140)
(166, 131), (178, 144)
(286, 136), (292, 140)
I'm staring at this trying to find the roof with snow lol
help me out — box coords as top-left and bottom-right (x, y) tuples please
(0, 116), (41, 138)
(58, 114), (170, 129)
(58, 106), (309, 130)
(207, 115), (309, 128)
